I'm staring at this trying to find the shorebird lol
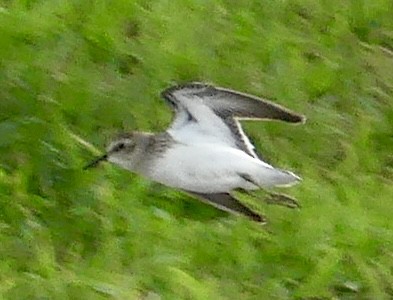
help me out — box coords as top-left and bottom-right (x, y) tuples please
(85, 82), (306, 223)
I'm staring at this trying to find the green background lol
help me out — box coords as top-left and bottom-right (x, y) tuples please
(1, 0), (392, 299)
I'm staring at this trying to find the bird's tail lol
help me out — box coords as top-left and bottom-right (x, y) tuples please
(255, 167), (301, 188)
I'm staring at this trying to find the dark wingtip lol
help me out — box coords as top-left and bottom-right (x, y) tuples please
(252, 213), (268, 224)
(283, 112), (306, 124)
(294, 114), (307, 124)
(298, 114), (307, 124)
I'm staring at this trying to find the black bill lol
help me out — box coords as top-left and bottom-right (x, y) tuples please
(83, 154), (108, 170)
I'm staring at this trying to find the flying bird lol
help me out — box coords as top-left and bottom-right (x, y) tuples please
(85, 82), (306, 223)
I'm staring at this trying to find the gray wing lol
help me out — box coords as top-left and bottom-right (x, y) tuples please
(187, 192), (266, 223)
(161, 82), (306, 157)
(162, 82), (306, 122)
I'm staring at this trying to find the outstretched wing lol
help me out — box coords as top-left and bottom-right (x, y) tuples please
(163, 82), (305, 122)
(187, 191), (266, 223)
(161, 82), (305, 157)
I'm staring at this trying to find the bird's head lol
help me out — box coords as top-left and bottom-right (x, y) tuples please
(84, 132), (146, 171)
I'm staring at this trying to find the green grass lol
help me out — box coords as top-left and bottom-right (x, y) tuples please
(1, 0), (393, 299)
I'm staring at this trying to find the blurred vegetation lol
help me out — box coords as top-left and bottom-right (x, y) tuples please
(0, 0), (393, 299)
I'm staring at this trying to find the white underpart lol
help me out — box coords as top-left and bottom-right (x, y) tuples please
(147, 143), (300, 194)
(149, 95), (302, 193)
(168, 97), (235, 147)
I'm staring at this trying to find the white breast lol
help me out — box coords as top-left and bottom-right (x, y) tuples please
(146, 143), (273, 193)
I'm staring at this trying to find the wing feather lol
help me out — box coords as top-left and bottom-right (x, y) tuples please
(162, 82), (306, 123)
(161, 82), (305, 156)
(187, 191), (265, 223)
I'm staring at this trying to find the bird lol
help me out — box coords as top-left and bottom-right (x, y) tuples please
(84, 82), (306, 223)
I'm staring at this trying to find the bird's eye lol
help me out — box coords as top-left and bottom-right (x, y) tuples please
(116, 143), (126, 151)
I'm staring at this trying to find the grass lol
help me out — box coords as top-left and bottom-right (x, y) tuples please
(0, 0), (393, 299)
